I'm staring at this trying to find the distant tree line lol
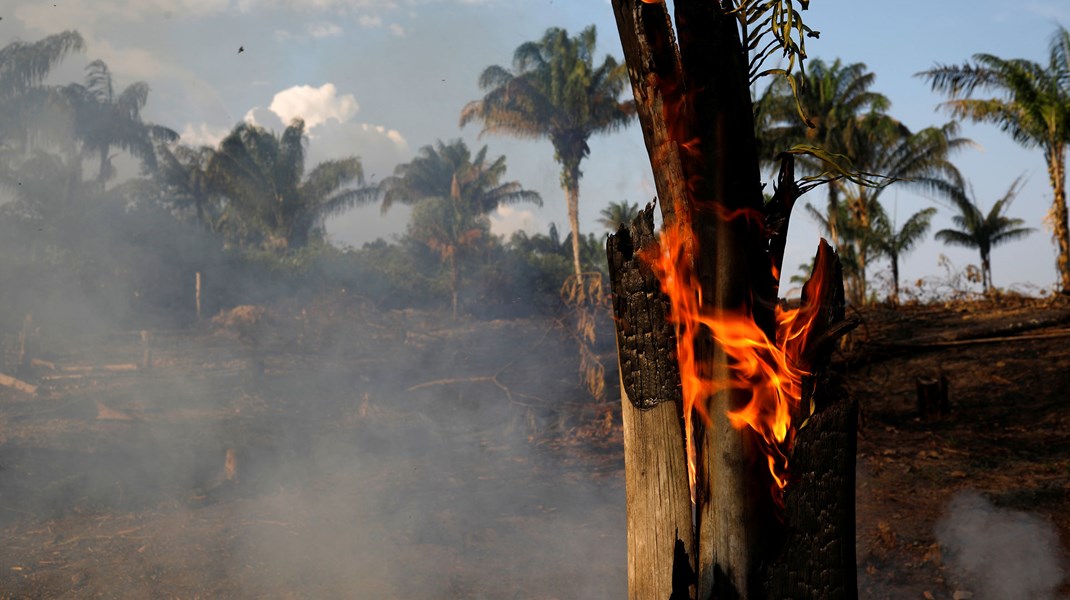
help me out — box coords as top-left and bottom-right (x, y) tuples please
(1, 24), (1063, 333)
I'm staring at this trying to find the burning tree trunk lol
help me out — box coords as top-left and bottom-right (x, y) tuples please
(608, 1), (858, 598)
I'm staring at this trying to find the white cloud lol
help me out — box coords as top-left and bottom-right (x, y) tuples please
(178, 122), (232, 147)
(358, 15), (383, 27)
(359, 123), (407, 149)
(489, 205), (538, 238)
(389, 23), (406, 37)
(267, 83), (360, 129)
(307, 22), (344, 38)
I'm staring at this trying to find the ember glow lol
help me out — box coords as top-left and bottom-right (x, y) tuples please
(642, 220), (831, 505)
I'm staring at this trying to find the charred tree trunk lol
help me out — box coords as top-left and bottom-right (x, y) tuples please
(608, 206), (695, 599)
(609, 1), (857, 598)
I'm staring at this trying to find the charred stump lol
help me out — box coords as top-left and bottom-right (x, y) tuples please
(608, 1), (858, 598)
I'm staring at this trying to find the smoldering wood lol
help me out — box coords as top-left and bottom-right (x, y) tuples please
(607, 205), (696, 600)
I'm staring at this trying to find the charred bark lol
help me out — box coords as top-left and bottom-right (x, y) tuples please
(763, 244), (857, 600)
(763, 377), (857, 600)
(608, 205), (696, 600)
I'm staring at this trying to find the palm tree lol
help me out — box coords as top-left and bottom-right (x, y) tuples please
(379, 139), (540, 215)
(207, 118), (367, 250)
(597, 200), (640, 231)
(935, 177), (1034, 293)
(64, 60), (178, 189)
(839, 120), (969, 303)
(757, 58), (891, 244)
(460, 25), (635, 277)
(382, 139), (540, 316)
(155, 142), (220, 230)
(0, 31), (84, 99)
(0, 31), (84, 150)
(871, 205), (937, 304)
(920, 26), (1070, 293)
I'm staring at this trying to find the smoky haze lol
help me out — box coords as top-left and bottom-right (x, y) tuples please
(0, 16), (629, 596)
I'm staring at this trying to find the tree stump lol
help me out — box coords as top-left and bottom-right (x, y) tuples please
(916, 372), (950, 419)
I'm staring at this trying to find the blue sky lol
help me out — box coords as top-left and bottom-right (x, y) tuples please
(3, 0), (1069, 295)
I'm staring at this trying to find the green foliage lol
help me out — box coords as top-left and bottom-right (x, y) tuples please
(736, 0), (820, 123)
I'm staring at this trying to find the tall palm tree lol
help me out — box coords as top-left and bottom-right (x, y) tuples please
(871, 205), (937, 304)
(920, 26), (1070, 294)
(935, 177), (1034, 293)
(207, 118), (367, 250)
(460, 25), (635, 277)
(757, 58), (891, 244)
(596, 200), (640, 231)
(0, 31), (84, 151)
(381, 139), (540, 316)
(64, 60), (177, 189)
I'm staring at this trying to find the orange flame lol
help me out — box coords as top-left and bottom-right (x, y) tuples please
(642, 220), (830, 506)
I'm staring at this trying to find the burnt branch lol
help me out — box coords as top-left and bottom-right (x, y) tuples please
(764, 152), (800, 288)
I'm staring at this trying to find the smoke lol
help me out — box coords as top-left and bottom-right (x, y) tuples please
(936, 491), (1068, 600)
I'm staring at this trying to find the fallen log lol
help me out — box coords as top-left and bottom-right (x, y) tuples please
(60, 363), (140, 373)
(0, 372), (37, 396)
